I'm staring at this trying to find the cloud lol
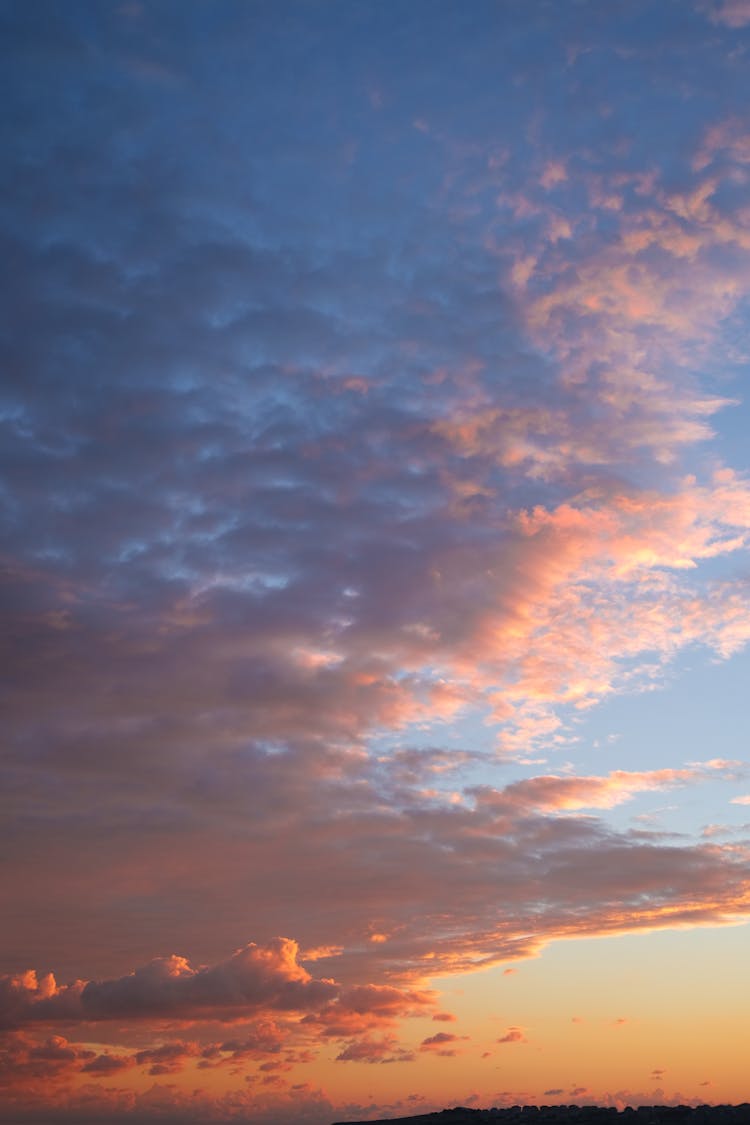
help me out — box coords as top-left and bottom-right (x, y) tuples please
(215, 1024), (284, 1061)
(471, 765), (727, 813)
(3, 2), (750, 1119)
(335, 1036), (415, 1064)
(0, 940), (337, 1028)
(301, 984), (436, 1038)
(4, 760), (750, 1007)
(301, 946), (344, 962)
(0, 1032), (96, 1090)
(419, 1031), (468, 1056)
(134, 1041), (201, 1076)
(700, 0), (750, 26)
(80, 1052), (135, 1076)
(497, 1027), (527, 1044)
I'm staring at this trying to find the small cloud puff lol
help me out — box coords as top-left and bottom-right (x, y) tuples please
(335, 1035), (415, 1064)
(80, 1052), (135, 1075)
(419, 1031), (467, 1057)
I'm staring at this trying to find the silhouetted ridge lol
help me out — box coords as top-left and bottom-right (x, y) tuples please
(332, 1105), (750, 1125)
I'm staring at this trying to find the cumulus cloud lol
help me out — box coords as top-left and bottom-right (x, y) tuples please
(0, 940), (336, 1028)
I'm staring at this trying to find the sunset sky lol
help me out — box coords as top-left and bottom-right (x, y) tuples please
(3, 2), (750, 1122)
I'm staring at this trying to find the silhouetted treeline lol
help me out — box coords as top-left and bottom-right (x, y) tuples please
(332, 1104), (750, 1125)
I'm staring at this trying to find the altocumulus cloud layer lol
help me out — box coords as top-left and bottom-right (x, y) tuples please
(2, 0), (750, 1120)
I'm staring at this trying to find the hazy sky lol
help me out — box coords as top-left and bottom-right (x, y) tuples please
(2, 1), (750, 1122)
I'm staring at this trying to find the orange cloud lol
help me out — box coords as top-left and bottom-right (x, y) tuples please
(473, 764), (731, 813)
(0, 940), (337, 1028)
(335, 1035), (415, 1064)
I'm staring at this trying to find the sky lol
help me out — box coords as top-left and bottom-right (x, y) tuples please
(2, 0), (750, 1121)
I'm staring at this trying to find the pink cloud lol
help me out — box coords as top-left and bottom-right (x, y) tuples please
(497, 1026), (527, 1044)
(5, 755), (748, 1025)
(540, 160), (568, 190)
(473, 765), (726, 813)
(0, 940), (337, 1028)
(701, 0), (750, 26)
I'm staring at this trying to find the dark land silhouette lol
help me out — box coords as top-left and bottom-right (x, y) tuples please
(332, 1106), (750, 1125)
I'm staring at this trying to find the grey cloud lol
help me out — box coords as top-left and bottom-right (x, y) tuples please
(0, 939), (337, 1028)
(3, 761), (749, 995)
